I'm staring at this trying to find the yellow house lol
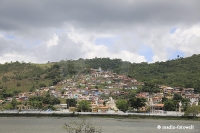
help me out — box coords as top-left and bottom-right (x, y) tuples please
(99, 105), (109, 113)
(91, 105), (99, 112)
(69, 107), (76, 112)
(17, 105), (31, 110)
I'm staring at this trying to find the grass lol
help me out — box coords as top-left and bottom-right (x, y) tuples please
(34, 63), (53, 69)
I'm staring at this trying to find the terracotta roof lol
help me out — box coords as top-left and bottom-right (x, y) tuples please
(99, 106), (108, 109)
(154, 104), (164, 107)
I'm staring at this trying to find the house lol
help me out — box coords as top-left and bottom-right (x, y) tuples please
(131, 79), (137, 82)
(17, 105), (31, 110)
(98, 100), (104, 106)
(172, 90), (181, 95)
(44, 88), (49, 92)
(152, 97), (162, 104)
(98, 105), (109, 113)
(150, 104), (164, 113)
(106, 97), (118, 110)
(164, 87), (174, 94)
(188, 94), (199, 106)
(73, 93), (79, 99)
(183, 88), (194, 94)
(90, 101), (98, 112)
(133, 82), (144, 86)
(137, 92), (149, 98)
(19, 97), (29, 102)
(0, 100), (4, 104)
(154, 92), (164, 97)
(138, 106), (147, 112)
(60, 104), (67, 109)
(5, 97), (12, 102)
(18, 92), (27, 98)
(91, 105), (98, 112)
(102, 89), (110, 95)
(69, 107), (76, 112)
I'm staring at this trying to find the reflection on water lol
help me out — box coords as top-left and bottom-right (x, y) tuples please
(0, 117), (199, 133)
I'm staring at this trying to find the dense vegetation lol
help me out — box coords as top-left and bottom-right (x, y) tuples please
(1, 54), (200, 93)
(128, 54), (200, 93)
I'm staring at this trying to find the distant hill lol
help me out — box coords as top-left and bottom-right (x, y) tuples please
(0, 54), (200, 93)
(128, 54), (200, 93)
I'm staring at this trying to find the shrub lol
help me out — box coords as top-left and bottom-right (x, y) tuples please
(64, 119), (102, 133)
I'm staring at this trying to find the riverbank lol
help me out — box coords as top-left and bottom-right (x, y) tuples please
(0, 112), (199, 121)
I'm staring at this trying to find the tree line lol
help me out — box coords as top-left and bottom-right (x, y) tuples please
(1, 54), (200, 93)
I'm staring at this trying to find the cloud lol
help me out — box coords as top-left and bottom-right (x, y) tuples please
(0, 0), (200, 63)
(170, 24), (200, 56)
(141, 23), (200, 62)
(1, 0), (200, 32)
(46, 34), (59, 48)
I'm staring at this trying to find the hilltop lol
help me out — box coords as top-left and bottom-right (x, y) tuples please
(0, 54), (200, 93)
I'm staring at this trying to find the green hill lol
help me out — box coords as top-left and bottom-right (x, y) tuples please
(128, 54), (200, 93)
(0, 61), (53, 92)
(1, 54), (200, 93)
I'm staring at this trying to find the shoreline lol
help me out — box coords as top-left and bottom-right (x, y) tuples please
(0, 112), (199, 121)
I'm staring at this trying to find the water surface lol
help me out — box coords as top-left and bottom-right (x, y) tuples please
(0, 117), (199, 133)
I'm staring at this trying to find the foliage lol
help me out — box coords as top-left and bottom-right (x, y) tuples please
(164, 99), (176, 111)
(1, 54), (200, 93)
(28, 97), (43, 109)
(11, 98), (18, 109)
(16, 82), (21, 87)
(39, 83), (46, 88)
(128, 54), (200, 93)
(181, 98), (190, 111)
(162, 97), (168, 103)
(140, 82), (160, 93)
(0, 89), (21, 99)
(128, 98), (146, 111)
(77, 100), (91, 112)
(173, 93), (182, 101)
(116, 99), (129, 112)
(64, 119), (102, 133)
(43, 105), (56, 111)
(171, 93), (183, 109)
(28, 95), (60, 109)
(42, 95), (60, 105)
(66, 99), (77, 108)
(184, 105), (200, 116)
(3, 103), (13, 110)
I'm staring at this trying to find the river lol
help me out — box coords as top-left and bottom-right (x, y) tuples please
(0, 117), (199, 133)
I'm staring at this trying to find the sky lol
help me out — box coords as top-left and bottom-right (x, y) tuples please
(0, 0), (200, 64)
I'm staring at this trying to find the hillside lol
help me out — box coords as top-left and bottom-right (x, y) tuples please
(1, 54), (200, 93)
(128, 54), (200, 93)
(0, 62), (54, 92)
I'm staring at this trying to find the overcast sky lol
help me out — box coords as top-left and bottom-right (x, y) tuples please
(0, 0), (200, 64)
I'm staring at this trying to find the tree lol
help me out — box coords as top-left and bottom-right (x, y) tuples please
(181, 98), (190, 111)
(77, 100), (91, 112)
(39, 83), (46, 88)
(3, 103), (13, 110)
(64, 119), (102, 133)
(173, 93), (182, 101)
(172, 93), (183, 109)
(116, 99), (128, 112)
(11, 98), (18, 109)
(162, 96), (168, 103)
(66, 99), (77, 108)
(164, 99), (176, 111)
(184, 105), (200, 116)
(128, 98), (146, 112)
